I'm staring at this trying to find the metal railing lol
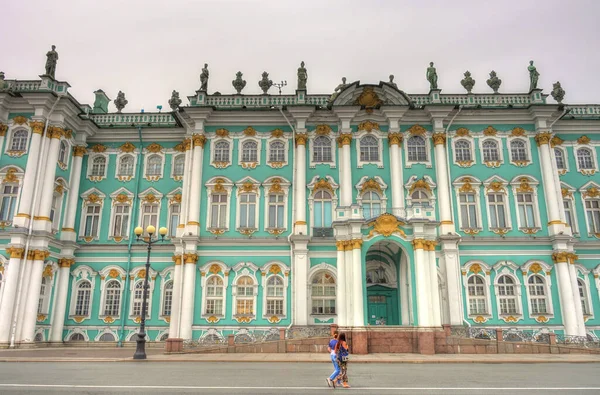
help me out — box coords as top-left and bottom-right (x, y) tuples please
(313, 227), (334, 237)
(450, 326), (600, 348)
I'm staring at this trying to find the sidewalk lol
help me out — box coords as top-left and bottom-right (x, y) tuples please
(0, 348), (599, 363)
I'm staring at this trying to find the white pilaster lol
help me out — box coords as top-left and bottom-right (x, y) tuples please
(179, 252), (197, 340)
(555, 258), (578, 335)
(34, 131), (62, 232)
(413, 240), (430, 327)
(335, 242), (347, 326)
(14, 257), (34, 341)
(341, 141), (352, 206)
(427, 243), (442, 327)
(292, 240), (309, 325)
(439, 239), (464, 325)
(14, 124), (43, 228)
(352, 241), (364, 326)
(432, 135), (453, 232)
(344, 247), (354, 325)
(168, 255), (184, 338)
(61, 147), (85, 241)
(21, 252), (47, 342)
(0, 249), (24, 343)
(567, 260), (586, 336)
(178, 140), (192, 236)
(187, 135), (205, 234)
(388, 137), (404, 210)
(536, 132), (562, 233)
(294, 132), (307, 234)
(49, 259), (73, 342)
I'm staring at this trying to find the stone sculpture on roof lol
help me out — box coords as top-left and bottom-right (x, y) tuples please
(114, 91), (128, 113)
(258, 71), (273, 94)
(388, 75), (398, 89)
(528, 60), (540, 91)
(327, 77), (348, 106)
(486, 71), (502, 93)
(200, 63), (209, 92)
(297, 61), (308, 90)
(168, 90), (182, 111)
(551, 81), (565, 103)
(44, 45), (59, 79)
(461, 71), (475, 93)
(232, 71), (247, 94)
(426, 62), (438, 90)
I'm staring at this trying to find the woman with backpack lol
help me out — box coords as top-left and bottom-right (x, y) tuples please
(334, 332), (350, 388)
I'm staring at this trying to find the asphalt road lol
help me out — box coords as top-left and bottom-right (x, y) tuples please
(0, 362), (598, 394)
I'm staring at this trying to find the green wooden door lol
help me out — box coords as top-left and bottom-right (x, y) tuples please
(366, 286), (399, 325)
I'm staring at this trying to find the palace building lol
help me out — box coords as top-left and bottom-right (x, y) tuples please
(0, 54), (599, 348)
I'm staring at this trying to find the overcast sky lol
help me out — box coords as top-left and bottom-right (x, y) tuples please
(3, 0), (600, 112)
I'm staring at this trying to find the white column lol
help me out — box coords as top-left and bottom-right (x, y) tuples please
(49, 259), (73, 342)
(0, 123), (6, 154)
(427, 242), (442, 327)
(14, 256), (34, 341)
(352, 240), (364, 326)
(292, 242), (309, 325)
(36, 132), (62, 221)
(0, 248), (25, 343)
(335, 242), (347, 326)
(61, 147), (85, 237)
(536, 134), (561, 226)
(179, 253), (197, 340)
(399, 257), (410, 326)
(433, 135), (452, 228)
(388, 134), (405, 211)
(187, 135), (205, 232)
(179, 140), (192, 231)
(340, 135), (353, 206)
(440, 242), (464, 325)
(168, 255), (184, 338)
(567, 258), (586, 336)
(554, 255), (578, 335)
(413, 240), (430, 327)
(294, 133), (307, 233)
(21, 251), (48, 342)
(344, 247), (354, 325)
(14, 123), (44, 227)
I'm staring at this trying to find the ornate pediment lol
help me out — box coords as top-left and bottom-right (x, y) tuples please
(332, 82), (412, 107)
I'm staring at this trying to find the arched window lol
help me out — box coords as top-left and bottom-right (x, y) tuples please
(528, 275), (548, 314)
(69, 333), (85, 341)
(235, 276), (255, 316)
(162, 281), (173, 316)
(407, 136), (427, 162)
(238, 193), (257, 229)
(241, 141), (258, 162)
(361, 191), (381, 219)
(131, 280), (149, 317)
(99, 333), (115, 342)
(37, 276), (51, 315)
(311, 272), (336, 315)
(214, 141), (230, 162)
(267, 193), (285, 229)
(510, 140), (528, 162)
(313, 190), (332, 228)
(58, 141), (68, 164)
(91, 156), (106, 177)
(455, 140), (471, 162)
(210, 193), (227, 228)
(313, 136), (332, 162)
(266, 276), (284, 316)
(482, 140), (500, 162)
(146, 155), (162, 176)
(269, 141), (285, 162)
(411, 190), (430, 207)
(118, 155), (135, 176)
(577, 148), (594, 169)
(173, 155), (185, 177)
(554, 148), (566, 170)
(467, 275), (487, 315)
(578, 279), (590, 315)
(159, 333), (169, 341)
(497, 275), (518, 315)
(102, 280), (121, 316)
(50, 192), (62, 230)
(359, 135), (379, 162)
(0, 184), (20, 222)
(10, 130), (28, 151)
(74, 281), (91, 316)
(205, 276), (224, 315)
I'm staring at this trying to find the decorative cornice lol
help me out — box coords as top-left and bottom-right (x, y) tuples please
(407, 124), (426, 136)
(312, 178), (334, 195)
(510, 127), (526, 137)
(146, 142), (163, 153)
(215, 128), (230, 138)
(367, 213), (406, 238)
(577, 135), (591, 145)
(358, 120), (379, 132)
(30, 121), (45, 135)
(550, 136), (563, 147)
(58, 258), (75, 268)
(482, 126), (497, 136)
(455, 127), (470, 137)
(13, 116), (28, 125)
(243, 126), (257, 137)
(120, 142), (136, 153)
(315, 125), (332, 135)
(91, 144), (107, 153)
(47, 126), (64, 139)
(271, 128), (284, 138)
(360, 178), (382, 194)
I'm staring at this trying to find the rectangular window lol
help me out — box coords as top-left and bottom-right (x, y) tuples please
(459, 193), (478, 229)
(75, 288), (90, 316)
(517, 193), (536, 228)
(112, 205), (130, 237)
(563, 199), (576, 231)
(0, 185), (19, 222)
(169, 204), (180, 237)
(268, 194), (285, 228)
(585, 199), (600, 234)
(141, 204), (158, 233)
(210, 193), (227, 228)
(236, 299), (254, 315)
(266, 299), (284, 315)
(488, 193), (507, 228)
(239, 193), (256, 228)
(468, 283), (487, 315)
(103, 289), (121, 316)
(205, 299), (223, 315)
(84, 205), (101, 237)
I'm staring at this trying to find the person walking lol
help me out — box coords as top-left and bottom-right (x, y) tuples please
(326, 332), (341, 388)
(334, 332), (350, 388)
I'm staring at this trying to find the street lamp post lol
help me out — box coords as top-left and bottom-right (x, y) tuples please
(133, 224), (168, 360)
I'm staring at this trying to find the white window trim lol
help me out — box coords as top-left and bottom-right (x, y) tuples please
(238, 136), (261, 169)
(158, 267), (174, 322)
(98, 266), (126, 319)
(5, 126), (32, 157)
(404, 132), (432, 168)
(266, 138), (289, 168)
(95, 329), (119, 342)
(309, 134), (336, 168)
(57, 140), (70, 170)
(235, 178), (260, 234)
(452, 137), (476, 167)
(355, 131), (384, 168)
(263, 177), (290, 234)
(166, 188), (182, 239)
(307, 263), (338, 322)
(87, 153), (109, 181)
(205, 177), (233, 233)
(138, 188), (163, 234)
(510, 176), (541, 233)
(107, 188), (133, 241)
(479, 137), (504, 168)
(507, 136), (532, 167)
(78, 189), (105, 241)
(552, 146), (569, 175)
(561, 183), (579, 235)
(231, 261), (259, 322)
(593, 266), (600, 314)
(521, 260), (554, 321)
(66, 328), (89, 342)
(574, 145), (598, 175)
(50, 187), (64, 233)
(578, 182), (600, 237)
(199, 261), (230, 322)
(492, 261), (523, 322)
(210, 138), (233, 169)
(143, 152), (165, 182)
(115, 152), (138, 182)
(462, 261), (493, 321)
(261, 262), (290, 321)
(38, 261), (57, 316)
(404, 175), (437, 208)
(0, 166), (24, 226)
(307, 176), (339, 236)
(453, 176), (483, 232)
(68, 265), (97, 320)
(483, 177), (512, 233)
(128, 266), (156, 320)
(575, 265), (594, 320)
(355, 175), (388, 216)
(171, 153), (186, 181)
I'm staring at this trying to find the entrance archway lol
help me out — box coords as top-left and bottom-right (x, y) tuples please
(365, 240), (409, 326)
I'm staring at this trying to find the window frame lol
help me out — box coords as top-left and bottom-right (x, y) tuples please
(171, 153), (185, 180)
(310, 135), (335, 167)
(511, 177), (541, 232)
(205, 178), (233, 233)
(462, 262), (493, 321)
(404, 134), (431, 167)
(116, 153), (136, 181)
(356, 134), (382, 167)
(308, 175), (339, 237)
(238, 137), (261, 168)
(508, 137), (531, 166)
(452, 138), (475, 167)
(144, 153), (164, 180)
(200, 262), (229, 321)
(310, 270), (337, 317)
(261, 263), (289, 320)
(68, 265), (97, 321)
(79, 190), (105, 241)
(0, 180), (21, 224)
(553, 147), (568, 174)
(211, 139), (232, 168)
(479, 137), (504, 167)
(575, 146), (598, 175)
(267, 138), (288, 168)
(129, 270), (154, 320)
(37, 265), (55, 316)
(523, 270), (554, 320)
(87, 154), (108, 180)
(7, 128), (30, 155)
(232, 272), (258, 320)
(453, 177), (482, 232)
(484, 182), (511, 232)
(494, 274), (520, 317)
(58, 140), (70, 169)
(263, 177), (290, 235)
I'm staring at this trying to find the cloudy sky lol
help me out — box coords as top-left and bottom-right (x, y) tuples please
(3, 0), (599, 111)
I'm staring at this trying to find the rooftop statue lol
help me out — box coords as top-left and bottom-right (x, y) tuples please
(258, 71), (273, 94)
(200, 63), (209, 92)
(528, 60), (540, 91)
(232, 71), (247, 94)
(551, 81), (565, 103)
(168, 90), (182, 111)
(460, 71), (475, 93)
(44, 45), (59, 79)
(426, 62), (438, 90)
(114, 91), (128, 113)
(327, 77), (348, 107)
(297, 61), (307, 90)
(486, 70), (502, 93)
(388, 74), (398, 89)
(0, 72), (10, 91)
